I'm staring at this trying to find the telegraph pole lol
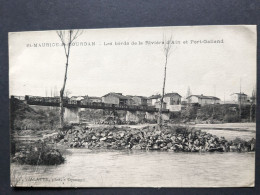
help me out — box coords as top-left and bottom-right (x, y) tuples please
(224, 90), (225, 104)
(239, 78), (242, 121)
(212, 85), (216, 118)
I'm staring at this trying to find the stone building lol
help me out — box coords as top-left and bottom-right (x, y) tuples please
(154, 101), (167, 109)
(70, 96), (85, 101)
(132, 96), (148, 106)
(147, 94), (161, 106)
(81, 96), (102, 104)
(102, 92), (132, 105)
(164, 93), (182, 111)
(230, 93), (249, 104)
(186, 94), (220, 106)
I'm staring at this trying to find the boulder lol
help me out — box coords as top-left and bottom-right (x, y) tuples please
(100, 137), (107, 141)
(132, 145), (141, 150)
(167, 143), (173, 148)
(152, 144), (159, 150)
(230, 145), (238, 152)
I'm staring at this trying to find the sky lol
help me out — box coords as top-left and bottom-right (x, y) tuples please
(9, 25), (256, 101)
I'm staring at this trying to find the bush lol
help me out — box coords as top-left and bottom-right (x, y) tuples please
(14, 141), (65, 165)
(181, 106), (198, 120)
(223, 113), (240, 123)
(164, 125), (193, 135)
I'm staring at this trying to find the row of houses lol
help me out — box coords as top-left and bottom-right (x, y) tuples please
(185, 93), (252, 105)
(70, 92), (182, 111)
(101, 92), (183, 111)
(70, 92), (252, 112)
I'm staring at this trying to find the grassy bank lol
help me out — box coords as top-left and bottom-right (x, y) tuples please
(10, 98), (60, 130)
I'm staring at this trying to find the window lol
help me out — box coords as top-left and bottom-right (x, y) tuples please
(170, 98), (174, 105)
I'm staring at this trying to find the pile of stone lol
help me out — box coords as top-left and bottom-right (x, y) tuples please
(55, 125), (255, 152)
(95, 119), (137, 125)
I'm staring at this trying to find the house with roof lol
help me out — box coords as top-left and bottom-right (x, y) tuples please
(81, 96), (102, 104)
(164, 93), (182, 111)
(230, 93), (249, 104)
(186, 94), (220, 106)
(132, 96), (148, 106)
(147, 94), (161, 106)
(70, 96), (85, 101)
(154, 101), (167, 109)
(102, 92), (132, 106)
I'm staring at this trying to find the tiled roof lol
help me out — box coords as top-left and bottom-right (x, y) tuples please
(102, 92), (129, 100)
(164, 93), (182, 97)
(134, 96), (148, 99)
(148, 94), (161, 99)
(231, 93), (248, 96)
(187, 95), (220, 100)
(88, 96), (101, 100)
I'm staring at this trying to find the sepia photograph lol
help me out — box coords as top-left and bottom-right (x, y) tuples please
(9, 25), (256, 187)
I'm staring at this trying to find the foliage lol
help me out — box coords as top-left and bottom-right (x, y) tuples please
(13, 141), (65, 165)
(177, 104), (255, 122)
(223, 113), (240, 123)
(181, 106), (198, 120)
(11, 99), (60, 130)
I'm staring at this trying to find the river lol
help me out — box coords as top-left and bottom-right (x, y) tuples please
(11, 123), (256, 187)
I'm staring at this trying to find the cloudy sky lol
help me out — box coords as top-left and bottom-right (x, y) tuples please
(9, 25), (256, 100)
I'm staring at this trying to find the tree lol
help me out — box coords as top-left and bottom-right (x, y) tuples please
(157, 34), (173, 129)
(186, 86), (192, 105)
(250, 86), (256, 122)
(64, 90), (72, 98)
(56, 30), (83, 128)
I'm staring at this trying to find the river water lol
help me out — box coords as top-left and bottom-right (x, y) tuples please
(11, 149), (255, 187)
(11, 123), (256, 187)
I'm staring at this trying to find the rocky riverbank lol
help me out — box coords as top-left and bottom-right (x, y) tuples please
(12, 140), (65, 165)
(55, 125), (255, 152)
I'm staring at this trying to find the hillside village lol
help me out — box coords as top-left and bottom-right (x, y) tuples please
(68, 91), (254, 112)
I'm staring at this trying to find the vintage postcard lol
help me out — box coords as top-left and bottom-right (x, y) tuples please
(9, 25), (256, 187)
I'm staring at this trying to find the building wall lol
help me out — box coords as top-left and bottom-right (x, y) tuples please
(164, 95), (181, 111)
(132, 97), (148, 106)
(188, 96), (220, 105)
(200, 98), (219, 105)
(132, 97), (142, 105)
(189, 96), (199, 104)
(119, 99), (128, 105)
(141, 99), (148, 106)
(82, 98), (102, 104)
(102, 95), (119, 104)
(164, 96), (181, 105)
(148, 98), (160, 106)
(90, 98), (102, 103)
(167, 105), (182, 111)
(155, 102), (166, 109)
(230, 94), (248, 104)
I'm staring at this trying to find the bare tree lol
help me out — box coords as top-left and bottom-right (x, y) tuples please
(64, 89), (72, 98)
(56, 30), (83, 128)
(157, 34), (173, 129)
(250, 86), (256, 122)
(186, 86), (192, 105)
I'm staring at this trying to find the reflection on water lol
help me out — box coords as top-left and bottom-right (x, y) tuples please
(11, 149), (255, 187)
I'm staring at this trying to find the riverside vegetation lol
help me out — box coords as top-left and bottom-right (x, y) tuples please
(11, 99), (256, 165)
(11, 140), (65, 165)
